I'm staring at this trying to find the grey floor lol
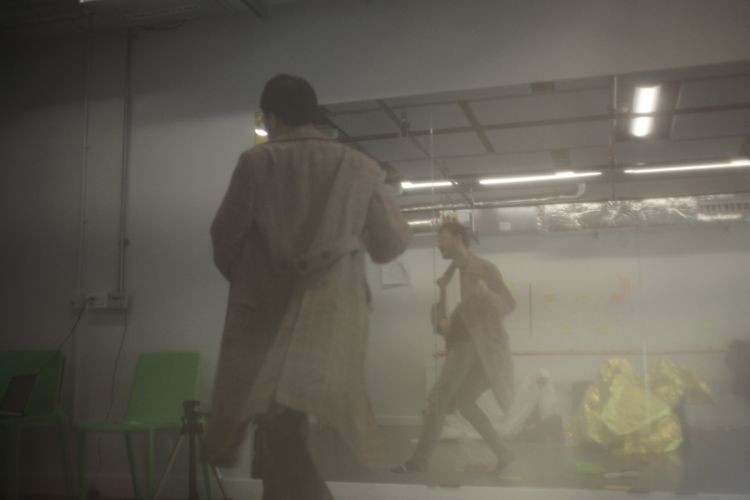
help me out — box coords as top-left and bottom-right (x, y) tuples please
(308, 424), (750, 495)
(21, 425), (750, 499)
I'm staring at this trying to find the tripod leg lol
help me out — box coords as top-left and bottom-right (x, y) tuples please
(151, 434), (184, 500)
(188, 429), (199, 500)
(200, 444), (213, 500)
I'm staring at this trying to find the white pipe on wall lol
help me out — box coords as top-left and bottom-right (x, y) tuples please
(117, 30), (135, 292)
(75, 22), (93, 298)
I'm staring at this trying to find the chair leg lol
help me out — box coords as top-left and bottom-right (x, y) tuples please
(3, 425), (21, 500)
(57, 418), (75, 499)
(124, 432), (142, 500)
(76, 430), (87, 500)
(145, 429), (155, 499)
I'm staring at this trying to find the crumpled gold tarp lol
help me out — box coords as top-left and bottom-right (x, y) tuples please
(569, 358), (711, 455)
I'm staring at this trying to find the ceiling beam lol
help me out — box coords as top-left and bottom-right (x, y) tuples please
(338, 101), (750, 143)
(458, 100), (495, 154)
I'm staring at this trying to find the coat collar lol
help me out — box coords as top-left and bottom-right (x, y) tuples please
(438, 252), (483, 287)
(271, 124), (331, 143)
(458, 252), (484, 275)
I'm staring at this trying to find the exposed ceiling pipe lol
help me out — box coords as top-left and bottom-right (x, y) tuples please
(401, 183), (588, 215)
(434, 158), (475, 210)
(608, 75), (619, 200)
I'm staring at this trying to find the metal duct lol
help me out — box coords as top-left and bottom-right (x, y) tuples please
(539, 193), (750, 232)
(405, 193), (750, 236)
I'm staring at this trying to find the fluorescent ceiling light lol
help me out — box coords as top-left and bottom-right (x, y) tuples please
(624, 158), (750, 175)
(407, 219), (435, 226)
(633, 85), (661, 114)
(479, 171), (602, 186)
(401, 180), (453, 190)
(630, 85), (661, 138)
(699, 213), (744, 222)
(630, 116), (654, 137)
(255, 128), (268, 137)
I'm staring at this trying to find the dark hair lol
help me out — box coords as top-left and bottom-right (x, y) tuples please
(438, 222), (470, 247)
(260, 74), (321, 127)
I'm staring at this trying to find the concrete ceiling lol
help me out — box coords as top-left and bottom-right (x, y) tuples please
(322, 61), (750, 206)
(5, 1), (749, 207)
(0, 0), (283, 40)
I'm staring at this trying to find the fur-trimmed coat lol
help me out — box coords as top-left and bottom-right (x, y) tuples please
(442, 253), (515, 411)
(204, 126), (411, 465)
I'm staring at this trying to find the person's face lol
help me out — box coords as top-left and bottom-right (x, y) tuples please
(437, 229), (462, 259)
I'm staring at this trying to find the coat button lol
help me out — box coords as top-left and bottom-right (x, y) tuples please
(279, 262), (289, 272)
(321, 251), (331, 260)
(297, 260), (308, 272)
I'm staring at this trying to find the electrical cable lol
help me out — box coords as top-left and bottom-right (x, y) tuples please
(53, 302), (88, 356)
(33, 300), (89, 378)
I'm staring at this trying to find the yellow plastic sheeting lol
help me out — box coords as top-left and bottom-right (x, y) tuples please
(570, 358), (710, 455)
(649, 359), (711, 409)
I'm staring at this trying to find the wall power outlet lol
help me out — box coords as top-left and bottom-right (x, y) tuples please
(71, 292), (130, 311)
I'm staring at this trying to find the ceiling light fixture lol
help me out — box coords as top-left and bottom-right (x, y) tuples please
(479, 171), (602, 186)
(401, 180), (453, 190)
(630, 116), (654, 137)
(698, 213), (744, 222)
(624, 158), (750, 175)
(255, 128), (268, 137)
(633, 85), (661, 114)
(630, 85), (661, 138)
(407, 219), (435, 226)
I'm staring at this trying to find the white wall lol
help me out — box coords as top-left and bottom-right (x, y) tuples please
(3, 0), (750, 495)
(367, 224), (750, 423)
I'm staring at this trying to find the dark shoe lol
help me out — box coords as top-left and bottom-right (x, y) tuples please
(391, 457), (426, 473)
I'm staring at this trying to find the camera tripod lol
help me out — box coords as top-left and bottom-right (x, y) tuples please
(152, 400), (231, 500)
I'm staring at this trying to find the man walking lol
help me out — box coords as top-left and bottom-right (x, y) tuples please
(205, 74), (411, 499)
(393, 221), (515, 475)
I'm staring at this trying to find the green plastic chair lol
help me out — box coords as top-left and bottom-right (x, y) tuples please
(76, 351), (209, 500)
(0, 350), (74, 500)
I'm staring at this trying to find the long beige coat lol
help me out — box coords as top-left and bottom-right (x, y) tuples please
(444, 252), (515, 411)
(205, 126), (411, 465)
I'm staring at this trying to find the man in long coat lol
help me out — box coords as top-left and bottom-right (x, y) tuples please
(204, 74), (411, 499)
(393, 221), (515, 474)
